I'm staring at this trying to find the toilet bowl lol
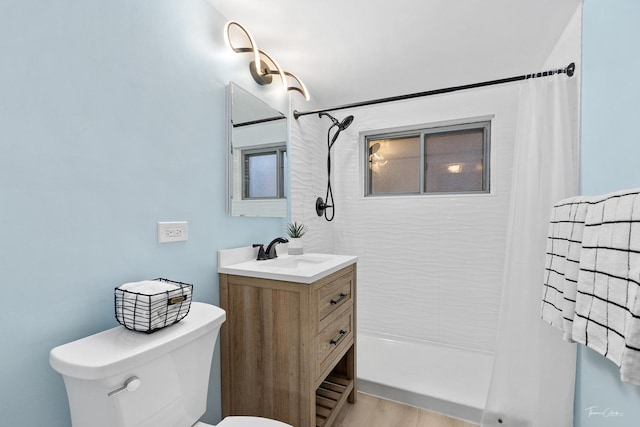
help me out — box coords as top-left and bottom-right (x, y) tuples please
(50, 302), (292, 427)
(199, 417), (291, 427)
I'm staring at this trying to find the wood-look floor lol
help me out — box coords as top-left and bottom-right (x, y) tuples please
(331, 393), (478, 427)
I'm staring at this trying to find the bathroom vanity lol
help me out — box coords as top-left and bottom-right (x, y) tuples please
(218, 250), (357, 427)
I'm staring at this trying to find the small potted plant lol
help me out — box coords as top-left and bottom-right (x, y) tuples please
(286, 221), (307, 255)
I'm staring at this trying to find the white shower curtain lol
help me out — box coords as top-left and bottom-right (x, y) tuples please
(481, 75), (579, 426)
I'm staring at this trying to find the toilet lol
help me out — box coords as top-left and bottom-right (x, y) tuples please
(50, 302), (291, 427)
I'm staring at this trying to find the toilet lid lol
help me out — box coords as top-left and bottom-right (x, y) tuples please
(216, 416), (293, 427)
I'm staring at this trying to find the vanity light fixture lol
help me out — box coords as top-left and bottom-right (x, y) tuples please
(224, 21), (310, 101)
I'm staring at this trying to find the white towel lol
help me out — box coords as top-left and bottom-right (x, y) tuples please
(541, 196), (594, 341)
(116, 280), (190, 332)
(572, 189), (640, 385)
(118, 280), (177, 330)
(621, 268), (640, 384)
(119, 280), (179, 295)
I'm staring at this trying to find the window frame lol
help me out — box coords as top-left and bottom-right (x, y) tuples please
(241, 145), (287, 200)
(364, 120), (491, 197)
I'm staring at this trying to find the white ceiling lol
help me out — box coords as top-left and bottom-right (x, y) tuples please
(208, 0), (582, 108)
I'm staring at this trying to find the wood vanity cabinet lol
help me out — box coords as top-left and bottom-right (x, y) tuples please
(219, 263), (357, 427)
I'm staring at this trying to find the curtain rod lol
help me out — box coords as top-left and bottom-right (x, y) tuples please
(293, 62), (575, 120)
(232, 115), (286, 128)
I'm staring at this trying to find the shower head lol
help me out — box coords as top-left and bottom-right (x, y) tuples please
(339, 115), (354, 131)
(319, 112), (355, 131)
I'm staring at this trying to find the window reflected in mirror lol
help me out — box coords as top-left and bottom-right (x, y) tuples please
(227, 82), (288, 217)
(242, 146), (287, 199)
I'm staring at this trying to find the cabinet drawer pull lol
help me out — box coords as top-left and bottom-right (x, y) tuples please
(330, 293), (348, 305)
(330, 329), (348, 346)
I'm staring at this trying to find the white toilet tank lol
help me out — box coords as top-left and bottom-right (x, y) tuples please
(50, 302), (226, 427)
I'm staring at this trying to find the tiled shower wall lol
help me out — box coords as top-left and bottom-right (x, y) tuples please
(289, 98), (336, 253)
(290, 87), (519, 352)
(290, 86), (519, 352)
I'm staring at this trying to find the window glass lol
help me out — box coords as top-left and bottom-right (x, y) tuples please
(369, 136), (420, 195)
(246, 151), (277, 198)
(282, 150), (289, 198)
(425, 129), (485, 193)
(365, 121), (489, 196)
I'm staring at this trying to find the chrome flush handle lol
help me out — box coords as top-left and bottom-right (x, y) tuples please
(108, 376), (141, 397)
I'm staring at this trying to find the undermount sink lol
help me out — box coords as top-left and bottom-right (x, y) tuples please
(217, 247), (357, 284)
(263, 253), (333, 269)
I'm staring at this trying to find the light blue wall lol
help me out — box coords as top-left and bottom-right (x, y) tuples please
(576, 1), (640, 425)
(0, 1), (287, 426)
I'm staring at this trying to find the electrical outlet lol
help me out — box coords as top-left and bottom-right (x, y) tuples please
(157, 221), (188, 243)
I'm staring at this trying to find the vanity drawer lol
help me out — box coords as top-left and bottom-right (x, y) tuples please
(316, 271), (354, 323)
(316, 309), (353, 378)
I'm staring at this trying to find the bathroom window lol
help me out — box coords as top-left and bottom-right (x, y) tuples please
(242, 146), (287, 199)
(365, 121), (490, 196)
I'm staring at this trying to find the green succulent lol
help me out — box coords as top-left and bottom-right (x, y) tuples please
(286, 221), (307, 238)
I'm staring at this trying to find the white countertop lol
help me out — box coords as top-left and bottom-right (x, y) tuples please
(217, 246), (357, 284)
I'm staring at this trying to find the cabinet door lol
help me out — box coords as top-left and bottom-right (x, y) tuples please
(221, 279), (311, 426)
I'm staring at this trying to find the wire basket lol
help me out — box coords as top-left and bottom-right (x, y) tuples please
(114, 278), (193, 333)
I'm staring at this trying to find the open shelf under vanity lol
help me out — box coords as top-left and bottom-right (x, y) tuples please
(316, 371), (354, 427)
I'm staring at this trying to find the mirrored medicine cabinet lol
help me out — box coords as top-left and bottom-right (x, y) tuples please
(226, 82), (288, 217)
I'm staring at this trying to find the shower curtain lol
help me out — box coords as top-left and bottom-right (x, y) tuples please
(481, 75), (579, 426)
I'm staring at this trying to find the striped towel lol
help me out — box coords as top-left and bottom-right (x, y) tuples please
(541, 196), (595, 341)
(572, 188), (640, 385)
